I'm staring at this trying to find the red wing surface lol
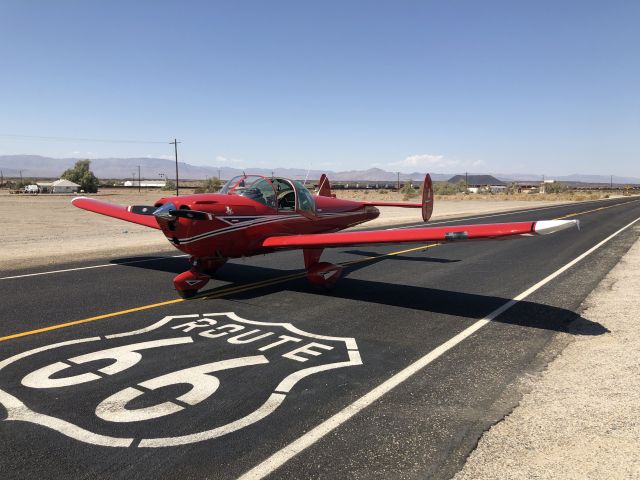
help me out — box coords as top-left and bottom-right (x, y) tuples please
(72, 197), (160, 229)
(262, 220), (578, 249)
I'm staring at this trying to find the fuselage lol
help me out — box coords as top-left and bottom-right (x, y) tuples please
(153, 191), (380, 259)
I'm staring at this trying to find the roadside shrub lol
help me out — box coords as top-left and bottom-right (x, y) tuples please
(433, 182), (459, 195)
(194, 177), (222, 194)
(401, 182), (418, 200)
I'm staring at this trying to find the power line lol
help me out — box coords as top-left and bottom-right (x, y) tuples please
(0, 134), (167, 144)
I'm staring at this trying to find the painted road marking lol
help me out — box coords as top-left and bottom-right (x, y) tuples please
(0, 254), (188, 281)
(555, 198), (640, 219)
(238, 215), (640, 480)
(0, 312), (362, 447)
(0, 244), (439, 343)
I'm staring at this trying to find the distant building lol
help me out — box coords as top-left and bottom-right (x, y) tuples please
(447, 175), (506, 186)
(512, 182), (541, 194)
(37, 179), (80, 193)
(448, 175), (506, 193)
(124, 180), (166, 188)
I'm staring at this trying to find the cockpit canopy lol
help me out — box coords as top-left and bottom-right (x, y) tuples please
(219, 175), (316, 215)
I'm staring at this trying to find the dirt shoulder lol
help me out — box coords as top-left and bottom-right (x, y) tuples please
(0, 190), (583, 272)
(455, 236), (640, 480)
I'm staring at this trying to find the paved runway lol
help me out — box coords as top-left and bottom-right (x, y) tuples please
(1, 197), (639, 480)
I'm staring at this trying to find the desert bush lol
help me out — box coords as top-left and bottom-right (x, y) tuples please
(433, 182), (461, 195)
(544, 182), (570, 194)
(162, 179), (176, 191)
(401, 182), (418, 200)
(194, 177), (222, 194)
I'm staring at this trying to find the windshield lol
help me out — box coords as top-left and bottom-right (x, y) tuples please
(218, 175), (315, 214)
(218, 175), (277, 208)
(293, 180), (316, 215)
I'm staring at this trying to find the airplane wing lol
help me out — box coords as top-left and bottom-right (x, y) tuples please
(72, 197), (161, 229)
(262, 220), (578, 249)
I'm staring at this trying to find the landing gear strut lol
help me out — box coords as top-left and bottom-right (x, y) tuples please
(173, 256), (227, 299)
(304, 248), (343, 287)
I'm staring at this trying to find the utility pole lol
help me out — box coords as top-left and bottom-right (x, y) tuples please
(465, 171), (468, 192)
(610, 175), (613, 190)
(19, 170), (23, 185)
(1, 170), (3, 189)
(218, 168), (221, 181)
(170, 138), (181, 196)
(137, 165), (141, 193)
(397, 172), (400, 191)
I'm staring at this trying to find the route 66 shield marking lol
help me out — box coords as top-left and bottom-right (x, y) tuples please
(0, 312), (362, 447)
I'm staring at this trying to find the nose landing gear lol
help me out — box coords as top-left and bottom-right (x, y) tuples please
(173, 256), (227, 299)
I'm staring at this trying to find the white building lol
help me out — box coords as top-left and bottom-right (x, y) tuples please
(124, 180), (166, 188)
(37, 179), (80, 193)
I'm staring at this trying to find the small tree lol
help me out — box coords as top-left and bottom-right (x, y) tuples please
(162, 179), (176, 191)
(194, 177), (222, 194)
(61, 160), (99, 193)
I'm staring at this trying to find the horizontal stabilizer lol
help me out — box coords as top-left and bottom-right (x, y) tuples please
(361, 174), (433, 222)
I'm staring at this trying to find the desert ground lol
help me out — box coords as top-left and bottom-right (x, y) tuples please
(0, 188), (591, 271)
(456, 235), (640, 480)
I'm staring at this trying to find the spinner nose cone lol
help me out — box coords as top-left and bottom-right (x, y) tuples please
(534, 219), (580, 235)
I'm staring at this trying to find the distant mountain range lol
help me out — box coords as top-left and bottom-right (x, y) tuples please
(0, 155), (638, 185)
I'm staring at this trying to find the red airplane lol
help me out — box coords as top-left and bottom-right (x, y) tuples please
(72, 173), (578, 298)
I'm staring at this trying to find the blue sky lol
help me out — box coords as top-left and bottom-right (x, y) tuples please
(0, 0), (638, 176)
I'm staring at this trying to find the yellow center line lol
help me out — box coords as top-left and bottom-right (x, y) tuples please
(555, 198), (640, 219)
(0, 244), (440, 343)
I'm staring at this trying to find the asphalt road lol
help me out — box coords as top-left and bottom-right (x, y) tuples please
(1, 197), (639, 480)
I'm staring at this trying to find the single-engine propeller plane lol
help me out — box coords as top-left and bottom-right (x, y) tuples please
(72, 173), (578, 298)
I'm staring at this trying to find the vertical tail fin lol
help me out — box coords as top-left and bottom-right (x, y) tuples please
(422, 173), (434, 222)
(317, 174), (334, 197)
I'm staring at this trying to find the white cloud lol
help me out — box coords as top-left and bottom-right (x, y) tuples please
(389, 154), (485, 172)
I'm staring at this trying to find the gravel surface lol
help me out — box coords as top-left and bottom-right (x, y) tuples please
(455, 234), (640, 480)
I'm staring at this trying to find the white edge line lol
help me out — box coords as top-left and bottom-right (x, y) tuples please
(238, 214), (640, 480)
(0, 254), (189, 281)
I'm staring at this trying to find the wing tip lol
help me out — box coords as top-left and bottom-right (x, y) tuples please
(534, 219), (579, 235)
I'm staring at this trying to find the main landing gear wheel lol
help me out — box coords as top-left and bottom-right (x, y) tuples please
(303, 248), (343, 288)
(173, 267), (211, 300)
